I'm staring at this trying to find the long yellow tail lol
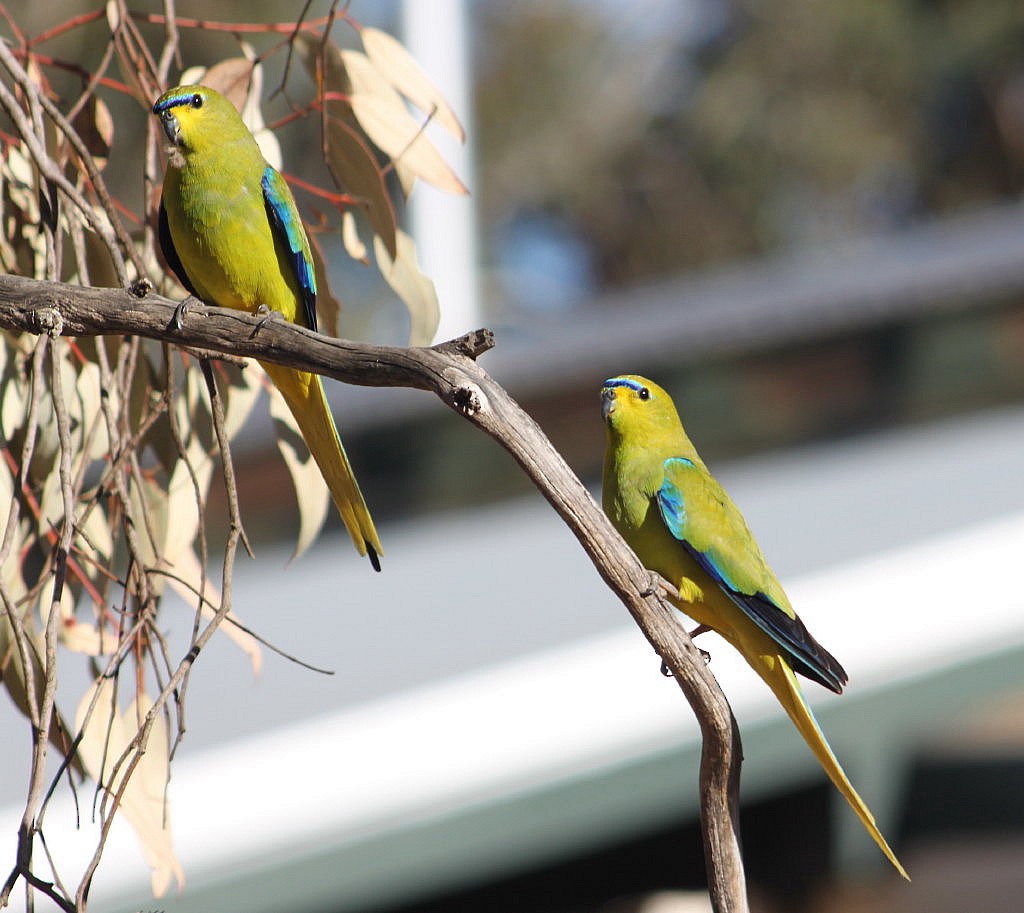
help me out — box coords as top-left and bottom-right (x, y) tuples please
(262, 362), (382, 570)
(753, 649), (909, 879)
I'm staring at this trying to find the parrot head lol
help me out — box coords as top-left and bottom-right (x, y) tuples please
(601, 375), (682, 438)
(152, 85), (242, 155)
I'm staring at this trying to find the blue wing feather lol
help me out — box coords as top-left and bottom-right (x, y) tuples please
(657, 458), (847, 693)
(655, 458), (690, 539)
(261, 167), (317, 332)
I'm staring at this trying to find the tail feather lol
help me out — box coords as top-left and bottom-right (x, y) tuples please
(262, 362), (383, 568)
(756, 653), (909, 879)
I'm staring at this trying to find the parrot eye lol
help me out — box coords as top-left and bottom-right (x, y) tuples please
(638, 387), (650, 401)
(191, 93), (203, 108)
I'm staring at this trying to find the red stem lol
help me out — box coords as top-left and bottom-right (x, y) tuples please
(0, 447), (105, 609)
(9, 51), (134, 96)
(282, 171), (357, 208)
(130, 11), (352, 34)
(24, 8), (105, 48)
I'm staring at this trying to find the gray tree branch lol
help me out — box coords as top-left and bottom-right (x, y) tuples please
(0, 273), (749, 913)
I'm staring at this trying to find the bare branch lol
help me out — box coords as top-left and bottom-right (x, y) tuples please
(1, 275), (749, 910)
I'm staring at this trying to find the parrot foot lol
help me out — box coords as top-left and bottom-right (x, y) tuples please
(640, 571), (670, 599)
(658, 644), (711, 677)
(252, 303), (284, 335)
(686, 626), (712, 664)
(171, 295), (199, 331)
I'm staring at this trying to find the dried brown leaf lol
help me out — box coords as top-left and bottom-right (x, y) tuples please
(74, 360), (110, 460)
(293, 33), (398, 255)
(75, 680), (185, 897)
(342, 49), (467, 196)
(37, 454), (65, 534)
(360, 26), (465, 142)
(81, 216), (122, 287)
(325, 118), (397, 259)
(166, 547), (262, 676)
(3, 145), (46, 276)
(341, 209), (368, 264)
(0, 601), (44, 724)
(218, 360), (263, 441)
(0, 345), (28, 443)
(374, 228), (440, 346)
(38, 578), (111, 655)
(104, 0), (119, 33)
(267, 380), (330, 559)
(308, 231), (342, 339)
(71, 95), (114, 171)
(0, 446), (11, 525)
(162, 455), (213, 567)
(138, 478), (170, 587)
(0, 577), (80, 768)
(292, 31), (350, 114)
(193, 58), (254, 113)
(393, 160), (418, 199)
(78, 496), (114, 563)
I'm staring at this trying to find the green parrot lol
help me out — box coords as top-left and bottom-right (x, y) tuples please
(153, 85), (381, 569)
(601, 374), (907, 879)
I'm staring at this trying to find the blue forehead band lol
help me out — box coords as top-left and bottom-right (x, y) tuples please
(603, 377), (645, 393)
(152, 90), (199, 115)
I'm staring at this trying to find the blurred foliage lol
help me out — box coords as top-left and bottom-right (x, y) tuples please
(477, 0), (1024, 285)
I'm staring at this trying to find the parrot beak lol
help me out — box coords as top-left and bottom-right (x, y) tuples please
(600, 386), (616, 422)
(158, 109), (180, 146)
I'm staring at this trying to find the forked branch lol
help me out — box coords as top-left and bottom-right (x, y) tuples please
(0, 274), (749, 913)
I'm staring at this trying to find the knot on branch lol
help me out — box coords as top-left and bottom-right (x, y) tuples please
(451, 382), (485, 416)
(30, 306), (63, 337)
(127, 278), (153, 299)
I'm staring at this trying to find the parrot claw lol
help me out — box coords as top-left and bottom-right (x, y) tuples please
(252, 303), (283, 335)
(685, 627), (713, 664)
(660, 645), (711, 676)
(171, 295), (199, 331)
(686, 624), (713, 663)
(640, 571), (667, 599)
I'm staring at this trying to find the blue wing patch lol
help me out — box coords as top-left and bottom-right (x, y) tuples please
(261, 167), (317, 332)
(655, 457), (692, 540)
(656, 457), (847, 694)
(658, 459), (751, 593)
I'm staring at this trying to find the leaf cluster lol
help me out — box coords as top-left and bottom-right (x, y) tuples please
(0, 3), (465, 907)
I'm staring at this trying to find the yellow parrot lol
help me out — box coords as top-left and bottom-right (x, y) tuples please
(601, 374), (907, 879)
(153, 85), (381, 569)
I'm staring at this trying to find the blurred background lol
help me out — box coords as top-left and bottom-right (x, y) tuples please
(4, 1), (1024, 911)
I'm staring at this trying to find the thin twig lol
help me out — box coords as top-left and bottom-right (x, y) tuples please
(0, 336), (47, 566)
(0, 46), (131, 282)
(155, 0), (181, 85)
(5, 337), (80, 911)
